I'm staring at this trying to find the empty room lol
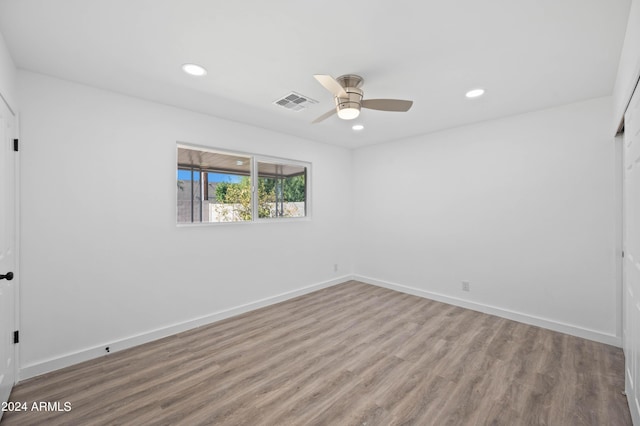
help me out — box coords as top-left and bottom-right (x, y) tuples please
(0, 1), (639, 425)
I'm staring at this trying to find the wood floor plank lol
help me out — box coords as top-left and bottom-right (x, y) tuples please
(1, 280), (632, 425)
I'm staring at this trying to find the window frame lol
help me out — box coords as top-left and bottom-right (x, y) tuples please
(176, 143), (311, 225)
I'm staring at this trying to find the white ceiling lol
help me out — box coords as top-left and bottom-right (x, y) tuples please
(0, 0), (631, 148)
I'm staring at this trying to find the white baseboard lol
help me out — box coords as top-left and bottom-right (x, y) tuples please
(355, 274), (621, 347)
(19, 275), (352, 381)
(626, 373), (640, 426)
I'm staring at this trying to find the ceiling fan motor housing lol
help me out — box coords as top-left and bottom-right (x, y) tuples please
(335, 74), (364, 118)
(334, 87), (363, 114)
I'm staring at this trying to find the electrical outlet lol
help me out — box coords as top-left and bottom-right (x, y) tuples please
(462, 281), (470, 292)
(334, 264), (338, 272)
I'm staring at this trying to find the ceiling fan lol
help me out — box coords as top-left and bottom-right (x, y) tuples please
(312, 74), (413, 123)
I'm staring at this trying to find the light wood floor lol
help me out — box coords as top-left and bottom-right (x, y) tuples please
(1, 280), (632, 425)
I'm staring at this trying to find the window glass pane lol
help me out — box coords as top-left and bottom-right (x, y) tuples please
(209, 171), (252, 222)
(257, 161), (307, 218)
(177, 147), (251, 223)
(177, 168), (193, 223)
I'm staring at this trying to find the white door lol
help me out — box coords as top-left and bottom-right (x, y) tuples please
(0, 98), (17, 414)
(624, 82), (640, 425)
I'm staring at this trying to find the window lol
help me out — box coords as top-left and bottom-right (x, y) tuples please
(177, 145), (309, 224)
(257, 161), (307, 219)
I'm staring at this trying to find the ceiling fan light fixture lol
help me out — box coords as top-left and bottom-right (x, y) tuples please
(337, 107), (360, 120)
(182, 63), (207, 77)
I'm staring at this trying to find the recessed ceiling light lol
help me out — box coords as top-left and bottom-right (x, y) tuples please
(352, 124), (364, 131)
(182, 63), (207, 77)
(465, 88), (485, 98)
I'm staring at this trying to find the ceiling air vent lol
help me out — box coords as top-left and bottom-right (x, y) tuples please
(273, 92), (318, 112)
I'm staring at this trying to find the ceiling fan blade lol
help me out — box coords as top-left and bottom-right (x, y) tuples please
(362, 99), (413, 112)
(314, 75), (348, 98)
(312, 108), (337, 124)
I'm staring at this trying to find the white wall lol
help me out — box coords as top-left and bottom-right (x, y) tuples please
(353, 97), (619, 344)
(613, 0), (640, 132)
(0, 30), (16, 111)
(17, 71), (353, 378)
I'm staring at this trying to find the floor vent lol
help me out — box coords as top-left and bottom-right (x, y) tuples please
(273, 92), (318, 112)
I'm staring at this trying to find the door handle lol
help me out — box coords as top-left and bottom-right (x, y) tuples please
(0, 272), (13, 281)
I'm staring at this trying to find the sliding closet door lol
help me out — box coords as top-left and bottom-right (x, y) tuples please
(624, 83), (640, 425)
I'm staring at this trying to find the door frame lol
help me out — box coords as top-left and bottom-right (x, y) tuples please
(12, 111), (19, 385)
(616, 133), (624, 344)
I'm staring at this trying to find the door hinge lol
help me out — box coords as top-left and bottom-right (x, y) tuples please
(622, 250), (625, 258)
(13, 330), (19, 344)
(13, 139), (18, 152)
